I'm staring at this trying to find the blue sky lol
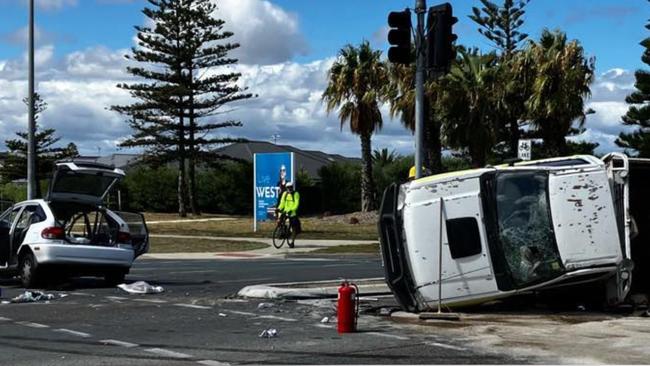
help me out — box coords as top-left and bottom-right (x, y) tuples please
(0, 0), (647, 157)
(0, 0), (646, 72)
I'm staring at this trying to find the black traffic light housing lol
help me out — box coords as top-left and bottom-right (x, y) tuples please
(387, 9), (412, 64)
(427, 3), (458, 73)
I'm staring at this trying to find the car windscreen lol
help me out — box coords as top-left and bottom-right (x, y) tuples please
(495, 171), (564, 288)
(52, 171), (116, 198)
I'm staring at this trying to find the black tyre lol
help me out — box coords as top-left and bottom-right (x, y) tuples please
(104, 271), (126, 286)
(272, 224), (286, 249)
(287, 226), (297, 248)
(20, 252), (39, 288)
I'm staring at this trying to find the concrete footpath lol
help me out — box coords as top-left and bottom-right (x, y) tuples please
(144, 234), (379, 259)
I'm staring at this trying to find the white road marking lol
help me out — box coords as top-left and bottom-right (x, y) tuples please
(100, 339), (139, 348)
(425, 341), (467, 351)
(16, 321), (49, 329)
(313, 323), (334, 329)
(69, 292), (94, 297)
(144, 348), (193, 359)
(54, 328), (91, 338)
(173, 303), (212, 310)
(366, 332), (409, 340)
(134, 299), (168, 304)
(0, 317), (12, 321)
(226, 310), (258, 317)
(257, 315), (297, 322)
(197, 360), (230, 366)
(105, 296), (128, 301)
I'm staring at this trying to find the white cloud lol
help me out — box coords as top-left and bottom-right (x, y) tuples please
(215, 0), (309, 64)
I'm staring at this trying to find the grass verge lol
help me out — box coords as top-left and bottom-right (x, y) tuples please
(146, 217), (378, 241)
(310, 243), (380, 254)
(149, 236), (268, 253)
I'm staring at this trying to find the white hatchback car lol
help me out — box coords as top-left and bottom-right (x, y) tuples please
(0, 161), (149, 288)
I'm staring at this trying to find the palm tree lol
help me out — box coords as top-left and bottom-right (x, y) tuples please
(372, 148), (399, 167)
(322, 41), (387, 212)
(524, 29), (595, 156)
(385, 59), (443, 173)
(439, 50), (498, 167)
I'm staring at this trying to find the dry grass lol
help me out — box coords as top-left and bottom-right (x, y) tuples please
(146, 217), (378, 240)
(149, 236), (267, 253)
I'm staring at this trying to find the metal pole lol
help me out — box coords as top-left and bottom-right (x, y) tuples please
(27, 0), (36, 200)
(414, 0), (427, 179)
(438, 197), (444, 313)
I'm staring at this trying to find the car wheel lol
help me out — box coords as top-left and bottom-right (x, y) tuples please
(20, 252), (39, 289)
(104, 271), (126, 286)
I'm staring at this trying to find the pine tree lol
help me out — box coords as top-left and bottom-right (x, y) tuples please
(470, 0), (531, 158)
(616, 20), (650, 157)
(112, 0), (252, 216)
(3, 93), (79, 196)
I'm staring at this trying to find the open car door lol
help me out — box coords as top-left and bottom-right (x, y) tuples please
(113, 211), (149, 258)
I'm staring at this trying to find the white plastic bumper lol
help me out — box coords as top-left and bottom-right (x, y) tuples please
(29, 243), (135, 268)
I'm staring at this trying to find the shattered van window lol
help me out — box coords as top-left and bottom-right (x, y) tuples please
(496, 172), (563, 287)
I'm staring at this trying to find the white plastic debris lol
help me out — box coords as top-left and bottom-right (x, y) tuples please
(218, 313), (227, 317)
(320, 317), (329, 323)
(259, 328), (278, 338)
(257, 302), (274, 310)
(117, 281), (164, 294)
(10, 291), (57, 303)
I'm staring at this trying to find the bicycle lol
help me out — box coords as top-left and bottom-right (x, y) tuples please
(272, 214), (297, 249)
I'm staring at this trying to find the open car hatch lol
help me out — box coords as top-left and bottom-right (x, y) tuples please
(47, 161), (125, 205)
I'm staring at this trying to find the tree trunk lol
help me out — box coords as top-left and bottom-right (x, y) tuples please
(426, 110), (443, 174)
(359, 132), (376, 212)
(178, 101), (187, 218)
(509, 119), (520, 158)
(187, 69), (199, 216)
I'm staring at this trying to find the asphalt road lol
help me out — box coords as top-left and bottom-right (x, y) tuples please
(0, 256), (523, 365)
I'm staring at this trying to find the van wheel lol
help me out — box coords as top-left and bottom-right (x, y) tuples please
(20, 252), (39, 288)
(104, 271), (126, 286)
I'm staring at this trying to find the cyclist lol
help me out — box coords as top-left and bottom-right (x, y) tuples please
(277, 182), (301, 247)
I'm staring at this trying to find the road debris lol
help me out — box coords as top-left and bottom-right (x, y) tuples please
(10, 291), (60, 303)
(117, 281), (164, 294)
(218, 313), (227, 317)
(257, 302), (274, 310)
(320, 317), (329, 323)
(259, 328), (278, 338)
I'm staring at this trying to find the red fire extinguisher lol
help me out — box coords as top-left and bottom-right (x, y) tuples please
(337, 281), (359, 333)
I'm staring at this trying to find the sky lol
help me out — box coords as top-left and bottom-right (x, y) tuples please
(0, 0), (647, 158)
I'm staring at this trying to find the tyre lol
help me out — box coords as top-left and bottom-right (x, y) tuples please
(104, 271), (126, 286)
(287, 226), (297, 248)
(20, 252), (39, 289)
(272, 224), (286, 249)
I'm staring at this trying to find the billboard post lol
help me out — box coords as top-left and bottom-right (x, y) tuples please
(253, 152), (295, 232)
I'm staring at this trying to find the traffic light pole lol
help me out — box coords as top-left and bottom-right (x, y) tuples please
(414, 0), (426, 179)
(27, 0), (36, 200)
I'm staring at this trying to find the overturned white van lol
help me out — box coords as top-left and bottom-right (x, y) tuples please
(378, 154), (647, 312)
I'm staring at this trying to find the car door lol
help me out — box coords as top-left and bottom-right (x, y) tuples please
(10, 205), (46, 258)
(1, 207), (22, 265)
(113, 211), (149, 258)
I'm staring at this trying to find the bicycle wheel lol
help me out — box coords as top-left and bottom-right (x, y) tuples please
(287, 225), (297, 248)
(272, 224), (286, 249)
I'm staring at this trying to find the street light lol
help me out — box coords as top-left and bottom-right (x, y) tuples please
(27, 0), (37, 199)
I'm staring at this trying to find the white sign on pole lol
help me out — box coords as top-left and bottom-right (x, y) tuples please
(518, 139), (532, 161)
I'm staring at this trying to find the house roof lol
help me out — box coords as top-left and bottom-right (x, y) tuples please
(77, 154), (142, 170)
(215, 141), (360, 178)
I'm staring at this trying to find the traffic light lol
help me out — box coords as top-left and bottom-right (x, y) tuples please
(427, 3), (458, 73)
(387, 9), (412, 64)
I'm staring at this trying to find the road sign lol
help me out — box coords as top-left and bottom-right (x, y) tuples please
(518, 139), (532, 161)
(253, 152), (295, 232)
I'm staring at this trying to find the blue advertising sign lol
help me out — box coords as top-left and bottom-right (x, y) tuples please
(253, 152), (294, 231)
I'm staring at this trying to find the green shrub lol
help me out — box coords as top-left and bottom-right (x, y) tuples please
(318, 162), (361, 214)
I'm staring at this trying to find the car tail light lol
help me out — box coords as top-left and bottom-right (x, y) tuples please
(116, 231), (132, 244)
(41, 227), (65, 240)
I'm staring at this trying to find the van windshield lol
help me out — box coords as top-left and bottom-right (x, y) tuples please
(495, 172), (564, 287)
